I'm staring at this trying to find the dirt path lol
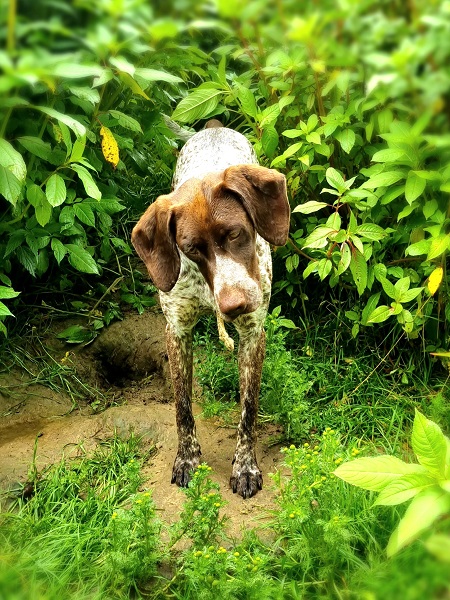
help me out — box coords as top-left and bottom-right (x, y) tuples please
(0, 312), (284, 538)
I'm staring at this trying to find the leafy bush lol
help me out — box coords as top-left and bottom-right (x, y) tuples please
(335, 409), (450, 557)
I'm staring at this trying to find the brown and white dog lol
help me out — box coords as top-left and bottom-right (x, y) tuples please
(132, 122), (290, 498)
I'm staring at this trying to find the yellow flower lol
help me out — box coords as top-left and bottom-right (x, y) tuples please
(428, 267), (443, 296)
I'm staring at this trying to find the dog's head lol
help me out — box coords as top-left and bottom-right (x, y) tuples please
(132, 165), (290, 319)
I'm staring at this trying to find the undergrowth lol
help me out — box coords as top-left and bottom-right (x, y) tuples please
(1, 431), (448, 599)
(194, 310), (450, 444)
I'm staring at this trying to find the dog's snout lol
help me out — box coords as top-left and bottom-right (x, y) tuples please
(218, 291), (248, 319)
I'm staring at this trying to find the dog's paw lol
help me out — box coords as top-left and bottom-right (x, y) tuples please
(230, 461), (263, 499)
(171, 452), (201, 488)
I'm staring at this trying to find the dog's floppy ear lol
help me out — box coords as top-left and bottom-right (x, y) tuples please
(131, 195), (180, 292)
(221, 165), (290, 246)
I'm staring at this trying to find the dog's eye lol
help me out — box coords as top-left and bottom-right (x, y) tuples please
(228, 229), (241, 241)
(185, 244), (200, 257)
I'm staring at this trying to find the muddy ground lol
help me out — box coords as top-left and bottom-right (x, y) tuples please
(0, 310), (284, 538)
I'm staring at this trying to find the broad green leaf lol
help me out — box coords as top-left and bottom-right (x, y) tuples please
(66, 244), (99, 275)
(46, 173), (66, 207)
(326, 212), (341, 229)
(379, 276), (397, 300)
(371, 148), (406, 162)
(427, 234), (450, 261)
(135, 67), (183, 84)
(283, 142), (303, 159)
(70, 136), (86, 163)
(236, 85), (258, 119)
(293, 201), (328, 214)
(367, 305), (392, 324)
(51, 239), (67, 265)
(405, 171), (426, 204)
(108, 110), (143, 133)
(303, 260), (319, 278)
(334, 455), (426, 492)
(325, 167), (346, 193)
(282, 129), (303, 138)
(303, 226), (335, 249)
(362, 170), (405, 190)
(261, 126), (279, 158)
(374, 473), (437, 506)
(399, 287), (423, 303)
(74, 204), (96, 227)
(361, 292), (381, 325)
(405, 239), (431, 256)
(387, 487), (450, 556)
(317, 258), (332, 280)
(71, 164), (101, 200)
(306, 132), (321, 144)
(397, 202), (419, 220)
(0, 301), (13, 317)
(335, 129), (355, 154)
(0, 165), (22, 205)
(0, 139), (27, 182)
(17, 136), (52, 161)
(172, 89), (223, 123)
(349, 248), (367, 296)
(412, 409), (448, 478)
(423, 199), (438, 219)
(0, 286), (20, 300)
(53, 64), (103, 79)
(34, 106), (86, 138)
(355, 224), (387, 241)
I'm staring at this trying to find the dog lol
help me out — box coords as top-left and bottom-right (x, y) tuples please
(132, 121), (290, 498)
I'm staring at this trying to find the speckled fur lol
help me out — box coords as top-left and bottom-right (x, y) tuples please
(140, 126), (284, 499)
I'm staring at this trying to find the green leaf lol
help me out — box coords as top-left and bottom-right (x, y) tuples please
(379, 276), (397, 300)
(412, 409), (448, 478)
(374, 473), (437, 506)
(34, 106), (86, 138)
(0, 164), (22, 205)
(362, 171), (405, 190)
(261, 126), (279, 158)
(334, 456), (426, 492)
(71, 164), (102, 200)
(0, 301), (13, 317)
(74, 203), (96, 227)
(367, 305), (393, 324)
(0, 139), (27, 182)
(425, 534), (450, 563)
(282, 129), (303, 138)
(65, 244), (99, 275)
(303, 226), (335, 249)
(355, 224), (387, 241)
(387, 487), (450, 556)
(46, 173), (66, 207)
(108, 110), (143, 133)
(337, 242), (351, 275)
(399, 287), (423, 303)
(317, 258), (332, 280)
(0, 286), (20, 300)
(70, 136), (86, 163)
(283, 142), (303, 159)
(349, 248), (367, 296)
(405, 171), (426, 204)
(17, 136), (52, 161)
(35, 196), (52, 227)
(236, 85), (258, 119)
(51, 239), (67, 265)
(405, 239), (431, 256)
(134, 67), (183, 84)
(325, 167), (346, 193)
(427, 234), (450, 261)
(172, 89), (224, 123)
(293, 201), (328, 214)
(335, 129), (355, 154)
(361, 292), (381, 325)
(371, 148), (406, 163)
(303, 260), (319, 278)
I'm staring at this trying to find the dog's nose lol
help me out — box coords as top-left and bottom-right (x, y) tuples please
(218, 293), (248, 319)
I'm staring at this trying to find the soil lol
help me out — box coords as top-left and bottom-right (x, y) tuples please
(0, 309), (284, 538)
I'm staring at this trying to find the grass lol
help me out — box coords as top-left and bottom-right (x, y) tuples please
(1, 428), (449, 599)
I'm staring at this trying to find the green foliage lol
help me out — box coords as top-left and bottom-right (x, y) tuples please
(335, 410), (450, 556)
(0, 435), (160, 599)
(170, 0), (450, 349)
(170, 464), (228, 549)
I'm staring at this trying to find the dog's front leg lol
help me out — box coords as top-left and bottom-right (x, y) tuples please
(230, 325), (265, 499)
(166, 324), (201, 487)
